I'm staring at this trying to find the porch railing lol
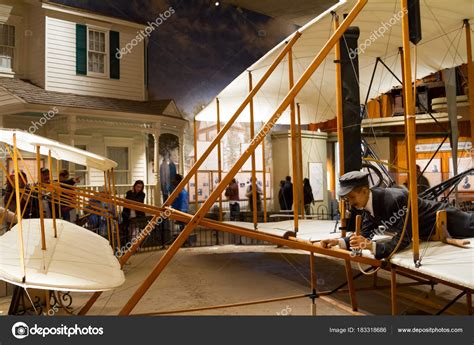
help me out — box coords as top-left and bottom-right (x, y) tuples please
(75, 184), (335, 251)
(78, 184), (156, 206)
(78, 184), (270, 249)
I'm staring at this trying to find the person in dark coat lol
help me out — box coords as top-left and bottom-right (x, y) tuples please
(29, 168), (52, 219)
(282, 176), (293, 210)
(226, 178), (240, 221)
(4, 171), (28, 214)
(278, 180), (286, 211)
(416, 164), (430, 193)
(121, 180), (146, 244)
(160, 153), (177, 202)
(321, 171), (473, 259)
(246, 177), (262, 212)
(58, 170), (80, 222)
(303, 178), (314, 215)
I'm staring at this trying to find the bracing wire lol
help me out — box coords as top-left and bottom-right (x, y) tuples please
(375, 0), (399, 97)
(315, 14), (335, 122)
(423, 0), (466, 65)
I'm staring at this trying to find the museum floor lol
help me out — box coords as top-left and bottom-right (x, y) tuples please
(0, 245), (469, 316)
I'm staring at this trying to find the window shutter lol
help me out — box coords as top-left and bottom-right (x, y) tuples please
(76, 24), (87, 75)
(109, 31), (120, 79)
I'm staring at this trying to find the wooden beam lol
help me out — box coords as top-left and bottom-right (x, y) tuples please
(464, 19), (474, 151)
(349, 209), (362, 312)
(134, 293), (307, 316)
(339, 200), (347, 238)
(12, 134), (26, 280)
(106, 170), (117, 250)
(216, 98), (223, 222)
(56, 159), (62, 219)
(48, 151), (57, 238)
(262, 133), (267, 222)
(297, 103), (305, 218)
(289, 49), (300, 232)
(344, 260), (358, 311)
(310, 252), (317, 315)
(334, 14), (346, 238)
(248, 71), (258, 228)
(401, 0), (420, 264)
(391, 268), (398, 315)
(103, 171), (112, 246)
(110, 169), (121, 250)
(355, 214), (361, 236)
(36, 146), (46, 250)
(399, 47), (408, 143)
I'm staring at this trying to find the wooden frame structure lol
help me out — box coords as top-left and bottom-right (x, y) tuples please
(79, 0), (474, 316)
(114, 0), (369, 315)
(0, 136), (121, 245)
(3, 0), (472, 317)
(0, 130), (126, 312)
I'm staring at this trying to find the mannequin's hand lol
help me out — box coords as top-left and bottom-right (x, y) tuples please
(320, 238), (339, 248)
(349, 235), (372, 251)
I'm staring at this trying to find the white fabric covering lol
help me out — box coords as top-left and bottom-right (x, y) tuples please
(0, 129), (117, 171)
(196, 0), (473, 124)
(225, 219), (340, 241)
(390, 239), (474, 289)
(225, 221), (473, 290)
(0, 219), (125, 292)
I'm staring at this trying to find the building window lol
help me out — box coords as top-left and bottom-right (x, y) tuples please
(73, 144), (88, 184)
(107, 146), (129, 184)
(87, 28), (107, 76)
(0, 24), (15, 70)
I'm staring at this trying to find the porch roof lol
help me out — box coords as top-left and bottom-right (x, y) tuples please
(0, 78), (184, 120)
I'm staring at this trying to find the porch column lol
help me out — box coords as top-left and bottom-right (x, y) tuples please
(152, 129), (161, 206)
(0, 115), (4, 187)
(179, 127), (185, 175)
(66, 115), (76, 175)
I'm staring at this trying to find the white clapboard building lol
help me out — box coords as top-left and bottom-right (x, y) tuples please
(0, 0), (187, 204)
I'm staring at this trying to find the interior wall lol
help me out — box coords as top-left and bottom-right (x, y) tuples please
(270, 131), (290, 211)
(271, 130), (328, 214)
(392, 134), (472, 195)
